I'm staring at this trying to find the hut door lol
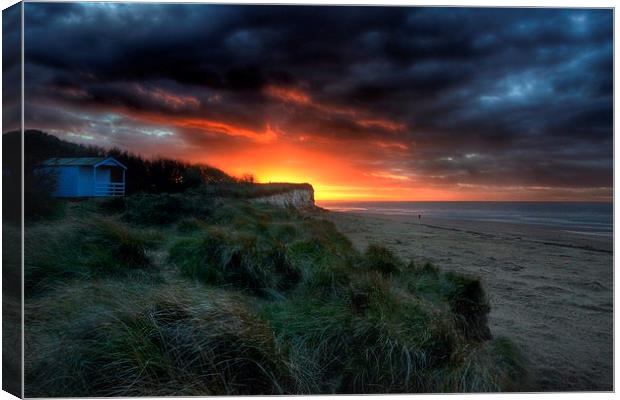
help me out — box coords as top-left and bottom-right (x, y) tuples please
(110, 168), (123, 183)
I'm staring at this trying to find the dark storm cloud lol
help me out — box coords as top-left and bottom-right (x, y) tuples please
(23, 4), (613, 191)
(3, 4), (22, 132)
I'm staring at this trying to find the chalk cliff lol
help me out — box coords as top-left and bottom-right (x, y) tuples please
(253, 185), (315, 209)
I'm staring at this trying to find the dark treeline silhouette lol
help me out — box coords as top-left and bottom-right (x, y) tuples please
(5, 130), (236, 195)
(4, 130), (312, 222)
(3, 130), (237, 222)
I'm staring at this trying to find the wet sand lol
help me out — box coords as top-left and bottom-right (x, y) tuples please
(325, 211), (613, 391)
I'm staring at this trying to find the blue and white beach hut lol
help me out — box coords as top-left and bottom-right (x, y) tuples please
(38, 157), (127, 197)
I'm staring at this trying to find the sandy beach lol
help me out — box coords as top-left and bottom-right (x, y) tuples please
(325, 211), (613, 391)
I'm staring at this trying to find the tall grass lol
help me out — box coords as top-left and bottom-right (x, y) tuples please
(25, 218), (158, 295)
(363, 244), (403, 275)
(169, 226), (301, 295)
(24, 194), (527, 395)
(407, 264), (492, 341)
(25, 282), (298, 396)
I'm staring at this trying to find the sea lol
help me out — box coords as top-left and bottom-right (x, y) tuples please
(316, 201), (613, 237)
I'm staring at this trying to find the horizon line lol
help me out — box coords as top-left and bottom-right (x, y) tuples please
(315, 199), (614, 203)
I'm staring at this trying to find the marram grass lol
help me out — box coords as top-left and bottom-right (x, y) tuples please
(24, 190), (527, 396)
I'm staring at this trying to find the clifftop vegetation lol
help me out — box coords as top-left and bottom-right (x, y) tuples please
(23, 192), (526, 396)
(10, 130), (526, 395)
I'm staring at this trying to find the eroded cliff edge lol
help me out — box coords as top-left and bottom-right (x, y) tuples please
(252, 183), (315, 209)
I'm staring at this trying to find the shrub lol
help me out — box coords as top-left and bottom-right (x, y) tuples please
(303, 219), (353, 255)
(123, 194), (184, 225)
(210, 199), (262, 229)
(340, 300), (456, 393)
(263, 294), (460, 394)
(123, 192), (215, 226)
(287, 238), (351, 296)
(347, 271), (393, 314)
(98, 197), (126, 214)
(363, 244), (402, 275)
(407, 264), (491, 342)
(410, 260), (440, 276)
(25, 219), (155, 295)
(440, 337), (527, 392)
(305, 264), (351, 296)
(487, 337), (528, 391)
(176, 217), (206, 233)
(442, 273), (492, 341)
(24, 170), (64, 221)
(270, 223), (298, 242)
(81, 220), (152, 274)
(169, 227), (301, 295)
(25, 224), (85, 295)
(261, 298), (353, 390)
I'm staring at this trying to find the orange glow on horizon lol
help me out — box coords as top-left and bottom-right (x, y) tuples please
(102, 88), (429, 201)
(71, 101), (610, 203)
(194, 140), (480, 201)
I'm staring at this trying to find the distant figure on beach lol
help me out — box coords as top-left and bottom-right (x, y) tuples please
(418, 214), (421, 220)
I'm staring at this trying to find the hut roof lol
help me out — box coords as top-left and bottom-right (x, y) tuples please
(40, 157), (127, 169)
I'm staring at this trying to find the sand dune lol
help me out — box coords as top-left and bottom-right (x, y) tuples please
(326, 211), (613, 392)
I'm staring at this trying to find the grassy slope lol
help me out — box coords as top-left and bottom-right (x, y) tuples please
(24, 189), (526, 396)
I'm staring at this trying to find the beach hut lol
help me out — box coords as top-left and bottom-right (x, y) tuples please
(38, 157), (127, 197)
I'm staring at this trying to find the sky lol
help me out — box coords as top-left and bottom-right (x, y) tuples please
(18, 3), (613, 201)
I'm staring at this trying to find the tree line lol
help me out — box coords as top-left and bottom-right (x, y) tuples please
(3, 130), (239, 221)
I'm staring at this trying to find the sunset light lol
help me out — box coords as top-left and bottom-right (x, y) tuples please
(14, 4), (611, 202)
